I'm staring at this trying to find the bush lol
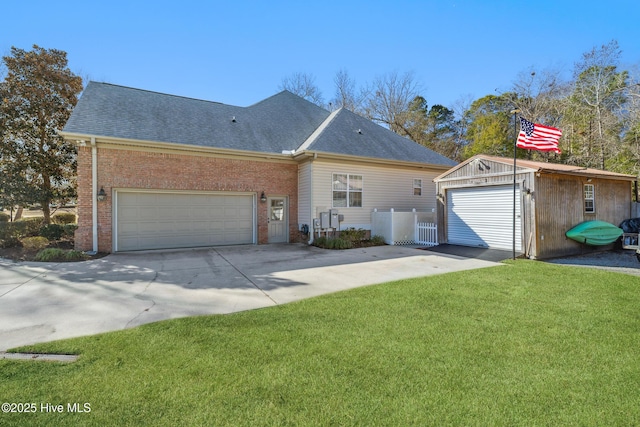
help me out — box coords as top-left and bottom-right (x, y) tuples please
(0, 235), (20, 248)
(40, 224), (65, 241)
(312, 236), (352, 250)
(312, 236), (328, 248)
(327, 237), (352, 249)
(370, 235), (386, 246)
(0, 212), (9, 222)
(17, 217), (44, 237)
(0, 217), (43, 246)
(34, 248), (87, 262)
(62, 224), (78, 238)
(21, 236), (50, 251)
(51, 212), (77, 224)
(340, 228), (367, 244)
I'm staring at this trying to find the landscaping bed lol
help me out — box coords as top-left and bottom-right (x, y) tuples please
(312, 228), (386, 249)
(0, 213), (105, 262)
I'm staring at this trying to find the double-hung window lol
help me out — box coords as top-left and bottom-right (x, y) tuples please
(332, 173), (363, 207)
(584, 184), (595, 213)
(413, 179), (423, 196)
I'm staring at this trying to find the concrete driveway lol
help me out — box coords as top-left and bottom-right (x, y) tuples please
(0, 244), (500, 351)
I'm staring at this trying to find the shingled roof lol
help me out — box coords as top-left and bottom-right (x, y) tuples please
(304, 108), (456, 165)
(63, 81), (456, 166)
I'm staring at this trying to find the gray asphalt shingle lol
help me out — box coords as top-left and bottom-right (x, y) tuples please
(307, 108), (457, 166)
(63, 81), (455, 166)
(63, 82), (329, 154)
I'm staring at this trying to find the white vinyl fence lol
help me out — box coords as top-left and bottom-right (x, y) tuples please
(371, 208), (438, 246)
(416, 222), (438, 247)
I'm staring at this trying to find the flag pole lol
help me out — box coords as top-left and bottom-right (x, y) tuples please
(510, 109), (520, 260)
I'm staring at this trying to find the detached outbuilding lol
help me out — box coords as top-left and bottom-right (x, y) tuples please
(434, 155), (637, 259)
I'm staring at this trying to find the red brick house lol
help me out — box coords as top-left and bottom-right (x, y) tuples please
(60, 82), (456, 253)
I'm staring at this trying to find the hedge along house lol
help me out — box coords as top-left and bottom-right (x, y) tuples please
(434, 154), (637, 259)
(60, 82), (456, 253)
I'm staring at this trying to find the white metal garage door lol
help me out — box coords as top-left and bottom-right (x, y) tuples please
(447, 185), (521, 251)
(115, 192), (254, 251)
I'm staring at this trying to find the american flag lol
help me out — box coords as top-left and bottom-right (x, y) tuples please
(517, 117), (562, 153)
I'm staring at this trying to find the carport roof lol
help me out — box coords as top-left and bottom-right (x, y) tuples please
(62, 82), (456, 167)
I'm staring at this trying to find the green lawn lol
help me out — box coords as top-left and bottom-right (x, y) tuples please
(2, 260), (639, 426)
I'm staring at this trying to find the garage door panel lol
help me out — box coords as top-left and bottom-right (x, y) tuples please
(116, 192), (255, 251)
(447, 186), (521, 251)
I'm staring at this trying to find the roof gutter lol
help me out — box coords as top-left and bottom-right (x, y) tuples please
(59, 131), (297, 163)
(292, 150), (454, 171)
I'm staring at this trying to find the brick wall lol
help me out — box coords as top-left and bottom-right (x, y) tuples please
(76, 146), (299, 252)
(75, 146), (93, 251)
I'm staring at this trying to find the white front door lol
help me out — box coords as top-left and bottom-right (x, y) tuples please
(267, 197), (288, 243)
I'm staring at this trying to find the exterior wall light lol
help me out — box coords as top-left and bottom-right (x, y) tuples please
(260, 191), (267, 202)
(97, 187), (107, 202)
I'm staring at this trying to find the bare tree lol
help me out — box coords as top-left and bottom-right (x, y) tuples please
(279, 72), (324, 107)
(363, 71), (421, 134)
(566, 40), (628, 170)
(330, 68), (368, 113)
(511, 67), (568, 125)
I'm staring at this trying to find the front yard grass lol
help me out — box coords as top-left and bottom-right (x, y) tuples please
(2, 260), (639, 426)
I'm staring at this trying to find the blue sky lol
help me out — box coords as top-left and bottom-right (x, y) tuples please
(2, 0), (639, 109)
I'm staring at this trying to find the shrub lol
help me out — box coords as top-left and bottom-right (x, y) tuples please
(0, 217), (47, 247)
(370, 235), (386, 246)
(40, 224), (65, 241)
(0, 212), (9, 222)
(51, 212), (77, 224)
(17, 217), (44, 237)
(312, 236), (352, 250)
(0, 235), (21, 248)
(312, 236), (328, 248)
(340, 228), (367, 243)
(34, 248), (62, 262)
(64, 250), (87, 261)
(62, 224), (78, 238)
(34, 248), (87, 262)
(21, 236), (50, 251)
(327, 237), (352, 249)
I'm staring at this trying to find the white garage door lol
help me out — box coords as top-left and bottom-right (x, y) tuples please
(116, 192), (254, 251)
(447, 185), (521, 251)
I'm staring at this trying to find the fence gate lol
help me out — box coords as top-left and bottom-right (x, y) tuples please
(371, 208), (438, 246)
(416, 222), (438, 246)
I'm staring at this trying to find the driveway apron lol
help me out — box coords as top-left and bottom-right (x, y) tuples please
(0, 244), (499, 351)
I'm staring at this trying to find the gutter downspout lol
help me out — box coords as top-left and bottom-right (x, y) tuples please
(91, 137), (98, 254)
(307, 159), (315, 245)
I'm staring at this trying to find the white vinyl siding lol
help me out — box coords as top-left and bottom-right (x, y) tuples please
(447, 185), (522, 251)
(309, 159), (440, 228)
(298, 162), (312, 227)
